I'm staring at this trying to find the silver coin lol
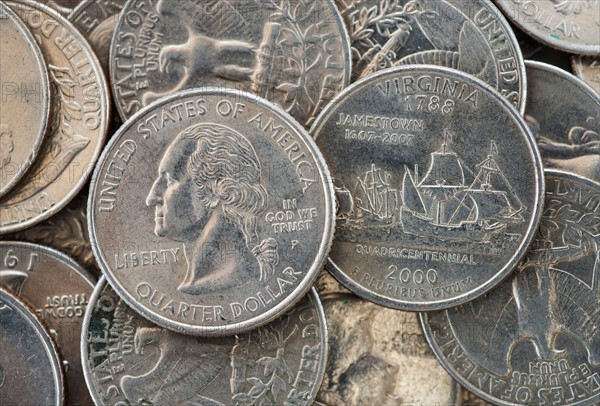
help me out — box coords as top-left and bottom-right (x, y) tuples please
(69, 0), (126, 73)
(40, 0), (83, 16)
(336, 0), (527, 113)
(311, 65), (544, 311)
(422, 169), (600, 406)
(0, 0), (110, 235)
(82, 278), (327, 406)
(88, 88), (335, 335)
(0, 241), (95, 406)
(109, 0), (351, 127)
(0, 286), (64, 406)
(494, 0), (600, 55)
(572, 55), (600, 96)
(0, 1), (51, 199)
(317, 290), (460, 406)
(525, 60), (600, 183)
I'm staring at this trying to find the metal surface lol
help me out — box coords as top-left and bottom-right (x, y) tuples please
(572, 55), (600, 96)
(311, 65), (544, 311)
(109, 0), (351, 127)
(88, 88), (335, 335)
(422, 170), (600, 406)
(525, 61), (600, 183)
(82, 278), (327, 406)
(336, 0), (527, 113)
(0, 286), (64, 406)
(494, 0), (600, 55)
(0, 241), (96, 406)
(0, 0), (110, 235)
(0, 1), (51, 199)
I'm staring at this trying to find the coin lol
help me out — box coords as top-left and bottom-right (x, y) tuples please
(0, 241), (96, 406)
(0, 1), (51, 199)
(494, 0), (600, 55)
(0, 0), (110, 235)
(422, 169), (600, 406)
(82, 278), (327, 406)
(525, 60), (600, 183)
(69, 0), (126, 73)
(0, 286), (64, 406)
(41, 0), (83, 16)
(89, 88), (335, 335)
(109, 0), (351, 127)
(572, 55), (600, 96)
(336, 0), (527, 113)
(316, 291), (460, 406)
(311, 65), (544, 311)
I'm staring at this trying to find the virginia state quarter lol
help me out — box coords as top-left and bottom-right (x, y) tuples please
(311, 66), (544, 311)
(89, 89), (335, 335)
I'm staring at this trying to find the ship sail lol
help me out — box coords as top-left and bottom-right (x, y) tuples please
(420, 130), (466, 188)
(402, 168), (427, 215)
(353, 164), (398, 221)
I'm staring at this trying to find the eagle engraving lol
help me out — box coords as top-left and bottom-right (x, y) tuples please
(551, 0), (599, 15)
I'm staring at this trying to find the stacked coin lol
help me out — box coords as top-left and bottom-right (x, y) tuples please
(0, 0), (598, 405)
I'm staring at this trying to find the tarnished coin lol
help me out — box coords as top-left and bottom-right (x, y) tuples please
(311, 65), (544, 311)
(525, 61), (600, 183)
(0, 286), (64, 406)
(336, 0), (527, 113)
(317, 291), (460, 406)
(109, 0), (351, 127)
(0, 0), (110, 235)
(89, 89), (335, 335)
(0, 241), (95, 406)
(69, 0), (126, 72)
(422, 170), (600, 406)
(0, 1), (51, 199)
(494, 0), (600, 55)
(572, 55), (600, 96)
(82, 278), (327, 406)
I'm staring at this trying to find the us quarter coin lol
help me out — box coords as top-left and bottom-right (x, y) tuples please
(494, 0), (600, 55)
(109, 0), (351, 127)
(0, 0), (110, 235)
(316, 289), (461, 406)
(0, 241), (95, 406)
(0, 286), (64, 406)
(88, 89), (335, 335)
(572, 55), (600, 96)
(0, 1), (51, 199)
(422, 170), (600, 406)
(311, 65), (544, 311)
(82, 278), (327, 406)
(525, 61), (600, 183)
(336, 0), (527, 113)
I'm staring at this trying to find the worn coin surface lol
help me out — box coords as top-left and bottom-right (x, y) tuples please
(336, 0), (527, 113)
(0, 1), (51, 199)
(525, 61), (600, 183)
(316, 290), (460, 406)
(0, 241), (95, 406)
(0, 0), (110, 235)
(0, 286), (64, 406)
(82, 278), (327, 406)
(89, 89), (335, 335)
(109, 0), (351, 127)
(311, 65), (544, 311)
(69, 0), (126, 73)
(494, 0), (600, 55)
(422, 170), (600, 406)
(572, 55), (600, 96)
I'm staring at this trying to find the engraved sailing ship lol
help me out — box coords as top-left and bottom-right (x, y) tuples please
(353, 164), (398, 224)
(400, 130), (525, 241)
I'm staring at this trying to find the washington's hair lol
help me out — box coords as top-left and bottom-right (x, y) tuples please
(180, 123), (278, 281)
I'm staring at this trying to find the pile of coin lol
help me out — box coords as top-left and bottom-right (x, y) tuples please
(0, 0), (598, 405)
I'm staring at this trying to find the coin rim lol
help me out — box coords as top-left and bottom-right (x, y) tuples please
(81, 277), (329, 405)
(419, 169), (600, 406)
(311, 64), (545, 311)
(0, 286), (65, 406)
(0, 0), (111, 235)
(0, 1), (52, 199)
(88, 87), (335, 335)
